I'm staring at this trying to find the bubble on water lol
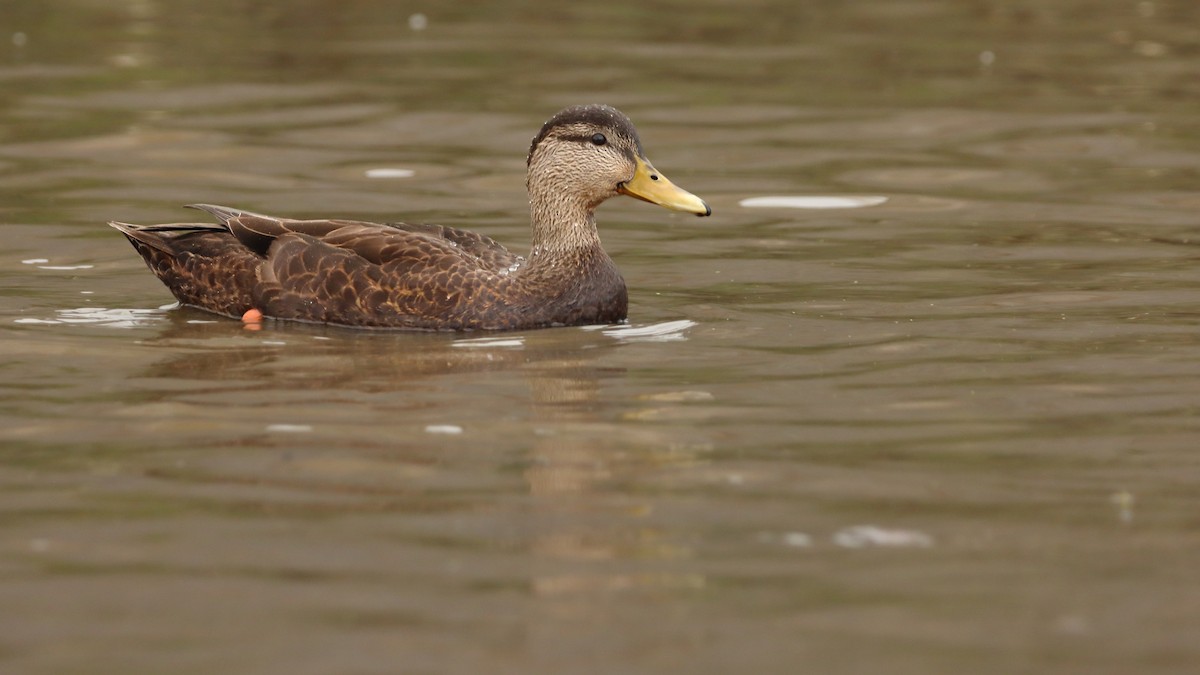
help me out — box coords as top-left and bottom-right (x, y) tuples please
(425, 424), (462, 435)
(979, 50), (996, 67)
(266, 424), (313, 433)
(1133, 41), (1167, 57)
(408, 13), (428, 31)
(782, 532), (812, 548)
(739, 195), (888, 209)
(12, 32), (27, 48)
(833, 525), (933, 548)
(365, 167), (415, 179)
(1111, 490), (1135, 524)
(756, 531), (813, 548)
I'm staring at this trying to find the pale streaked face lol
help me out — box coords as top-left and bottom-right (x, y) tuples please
(527, 104), (710, 216)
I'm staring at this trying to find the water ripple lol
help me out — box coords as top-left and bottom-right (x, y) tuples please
(14, 306), (168, 328)
(739, 195), (888, 209)
(594, 319), (697, 342)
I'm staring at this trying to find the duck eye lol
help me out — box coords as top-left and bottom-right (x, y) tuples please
(591, 133), (607, 146)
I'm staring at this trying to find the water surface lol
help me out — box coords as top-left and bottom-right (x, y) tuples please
(3, 1), (1200, 673)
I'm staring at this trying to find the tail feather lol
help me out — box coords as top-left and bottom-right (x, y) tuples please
(187, 203), (272, 224)
(110, 220), (232, 251)
(109, 221), (174, 254)
(109, 217), (260, 317)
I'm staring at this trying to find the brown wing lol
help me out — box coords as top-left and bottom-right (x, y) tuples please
(186, 203), (522, 272)
(255, 228), (516, 330)
(114, 205), (529, 329)
(383, 222), (522, 272)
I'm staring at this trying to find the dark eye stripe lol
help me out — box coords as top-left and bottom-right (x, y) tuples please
(558, 133), (613, 146)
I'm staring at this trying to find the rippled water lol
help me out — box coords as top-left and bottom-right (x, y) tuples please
(3, 1), (1200, 673)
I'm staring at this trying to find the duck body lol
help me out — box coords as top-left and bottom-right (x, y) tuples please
(111, 105), (709, 331)
(113, 207), (627, 330)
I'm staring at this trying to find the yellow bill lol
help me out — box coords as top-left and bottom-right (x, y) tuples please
(618, 156), (711, 217)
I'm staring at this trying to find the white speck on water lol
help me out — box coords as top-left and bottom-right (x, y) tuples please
(739, 195), (888, 209)
(12, 32), (27, 48)
(37, 264), (94, 271)
(266, 424), (312, 433)
(80, 291), (94, 295)
(425, 424), (463, 435)
(21, 258), (49, 264)
(186, 319), (219, 324)
(408, 13), (428, 30)
(1133, 40), (1167, 57)
(979, 50), (996, 66)
(262, 340), (287, 346)
(756, 531), (812, 548)
(833, 525), (933, 548)
(1111, 490), (1135, 524)
(782, 532), (813, 548)
(29, 538), (50, 552)
(365, 168), (415, 179)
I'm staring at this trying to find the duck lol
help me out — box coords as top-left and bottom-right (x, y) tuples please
(110, 104), (710, 331)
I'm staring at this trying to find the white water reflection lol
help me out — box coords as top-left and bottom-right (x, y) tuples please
(833, 525), (934, 549)
(265, 424), (314, 433)
(364, 167), (415, 178)
(758, 531), (814, 548)
(739, 195), (888, 209)
(452, 336), (525, 348)
(13, 306), (167, 328)
(20, 257), (94, 270)
(587, 319), (697, 342)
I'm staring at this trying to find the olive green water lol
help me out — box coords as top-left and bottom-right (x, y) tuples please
(3, 1), (1200, 673)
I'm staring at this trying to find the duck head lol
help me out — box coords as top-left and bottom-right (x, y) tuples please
(526, 104), (711, 217)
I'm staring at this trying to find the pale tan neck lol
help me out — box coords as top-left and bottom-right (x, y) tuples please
(526, 174), (603, 258)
